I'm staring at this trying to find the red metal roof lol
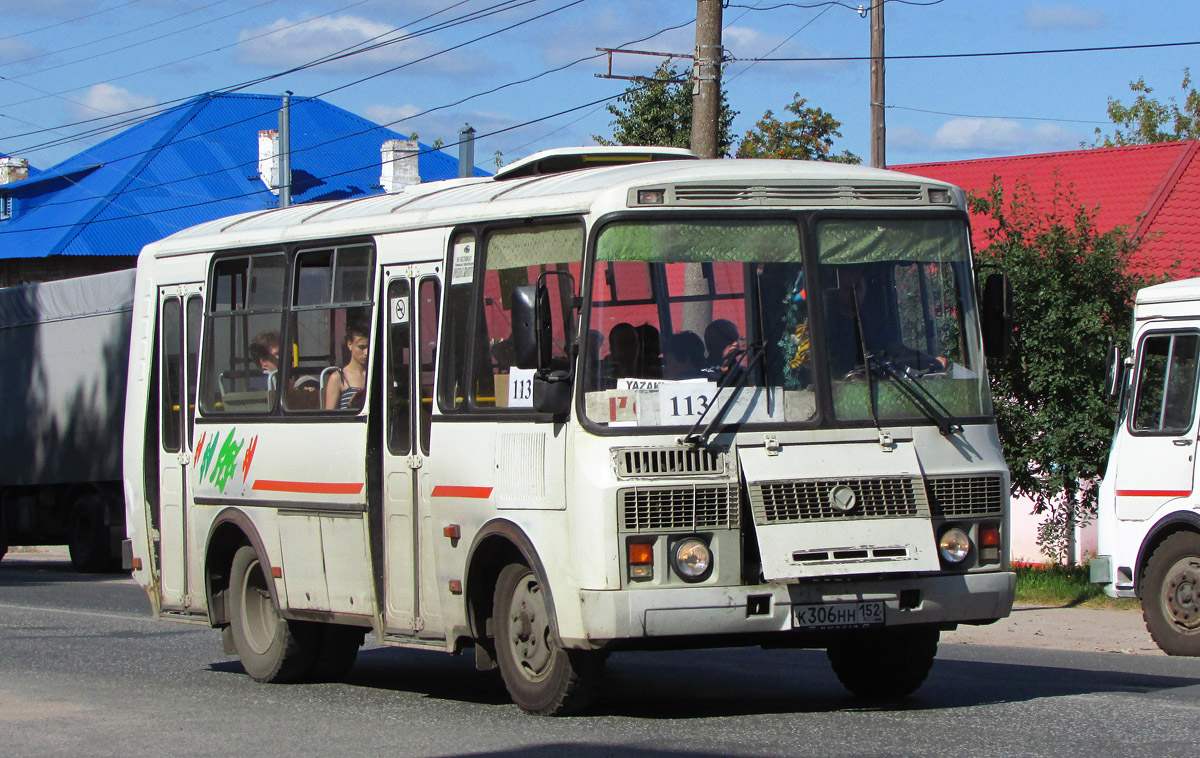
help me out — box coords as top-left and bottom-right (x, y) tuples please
(894, 141), (1200, 279)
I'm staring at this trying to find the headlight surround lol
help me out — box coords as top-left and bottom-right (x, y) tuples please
(938, 526), (972, 564)
(670, 537), (712, 582)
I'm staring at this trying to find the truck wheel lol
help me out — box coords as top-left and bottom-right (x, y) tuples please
(68, 494), (114, 572)
(1142, 532), (1200, 656)
(827, 628), (939, 700)
(229, 545), (318, 683)
(493, 562), (601, 715)
(309, 624), (365, 682)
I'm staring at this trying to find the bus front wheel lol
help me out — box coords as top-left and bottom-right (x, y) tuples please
(229, 545), (317, 682)
(827, 627), (939, 700)
(492, 562), (601, 715)
(1143, 531), (1200, 656)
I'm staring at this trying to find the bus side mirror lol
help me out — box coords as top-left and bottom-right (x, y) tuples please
(1104, 342), (1123, 398)
(512, 284), (546, 370)
(981, 273), (1013, 360)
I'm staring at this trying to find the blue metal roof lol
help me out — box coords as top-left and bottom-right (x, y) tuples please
(0, 92), (486, 259)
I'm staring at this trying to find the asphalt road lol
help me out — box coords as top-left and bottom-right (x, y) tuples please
(4, 551), (1200, 758)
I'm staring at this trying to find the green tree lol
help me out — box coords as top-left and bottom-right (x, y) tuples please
(969, 178), (1148, 563)
(593, 61), (738, 156)
(1092, 68), (1200, 146)
(736, 94), (861, 163)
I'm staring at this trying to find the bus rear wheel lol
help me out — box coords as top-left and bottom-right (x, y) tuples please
(492, 562), (601, 715)
(1142, 532), (1200, 656)
(827, 627), (939, 700)
(67, 493), (115, 572)
(229, 545), (318, 682)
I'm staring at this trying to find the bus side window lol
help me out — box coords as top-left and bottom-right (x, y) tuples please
(418, 277), (440, 454)
(200, 253), (285, 415)
(387, 279), (411, 454)
(286, 244), (374, 412)
(1133, 332), (1200, 433)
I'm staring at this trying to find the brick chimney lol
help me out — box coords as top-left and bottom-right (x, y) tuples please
(258, 130), (280, 194)
(1, 157), (29, 185)
(380, 139), (420, 192)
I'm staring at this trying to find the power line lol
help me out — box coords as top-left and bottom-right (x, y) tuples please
(0, 0), (148, 45)
(887, 104), (1109, 125)
(2, 0), (540, 155)
(734, 39), (1200, 63)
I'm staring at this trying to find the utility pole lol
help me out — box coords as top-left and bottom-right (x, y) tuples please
(278, 91), (292, 208)
(870, 0), (885, 168)
(690, 0), (723, 159)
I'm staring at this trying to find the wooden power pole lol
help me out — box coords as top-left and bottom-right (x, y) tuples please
(691, 0), (723, 159)
(870, 0), (885, 168)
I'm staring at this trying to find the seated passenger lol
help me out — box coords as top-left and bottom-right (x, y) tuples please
(636, 323), (663, 379)
(600, 322), (639, 385)
(703, 319), (742, 377)
(324, 322), (369, 410)
(663, 331), (706, 380)
(247, 330), (280, 390)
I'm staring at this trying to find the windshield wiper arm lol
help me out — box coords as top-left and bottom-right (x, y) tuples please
(682, 342), (764, 447)
(872, 359), (963, 436)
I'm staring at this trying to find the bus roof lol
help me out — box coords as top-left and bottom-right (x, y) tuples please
(141, 156), (963, 258)
(1136, 277), (1200, 307)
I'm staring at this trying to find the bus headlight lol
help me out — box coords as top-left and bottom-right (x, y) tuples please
(938, 527), (971, 564)
(671, 538), (712, 581)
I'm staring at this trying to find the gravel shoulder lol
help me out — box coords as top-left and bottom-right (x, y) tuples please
(943, 604), (1163, 656)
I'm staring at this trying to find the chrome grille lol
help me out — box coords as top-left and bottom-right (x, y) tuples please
(620, 484), (739, 532)
(749, 477), (926, 524)
(615, 446), (725, 478)
(927, 475), (1003, 517)
(670, 182), (926, 206)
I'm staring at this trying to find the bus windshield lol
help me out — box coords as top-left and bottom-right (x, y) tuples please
(580, 217), (991, 430)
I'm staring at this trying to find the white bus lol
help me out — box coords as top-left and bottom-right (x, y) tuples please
(1093, 277), (1200, 656)
(123, 147), (1016, 714)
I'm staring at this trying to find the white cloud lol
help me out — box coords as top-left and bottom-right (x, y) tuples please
(236, 14), (483, 76)
(67, 83), (155, 120)
(928, 118), (1082, 155)
(0, 37), (41, 65)
(1023, 3), (1106, 31)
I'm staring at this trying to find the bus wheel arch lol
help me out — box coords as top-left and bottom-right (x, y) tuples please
(463, 521), (557, 665)
(204, 509), (274, 628)
(1135, 512), (1200, 597)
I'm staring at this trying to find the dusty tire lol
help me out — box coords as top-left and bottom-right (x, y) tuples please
(1142, 532), (1200, 656)
(310, 624), (365, 682)
(229, 545), (318, 683)
(67, 494), (114, 572)
(827, 627), (939, 700)
(493, 563), (601, 715)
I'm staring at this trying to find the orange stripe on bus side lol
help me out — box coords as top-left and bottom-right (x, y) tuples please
(1116, 489), (1192, 497)
(252, 480), (364, 495)
(431, 485), (493, 499)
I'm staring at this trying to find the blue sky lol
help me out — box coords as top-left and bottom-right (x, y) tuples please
(1, 0), (1197, 172)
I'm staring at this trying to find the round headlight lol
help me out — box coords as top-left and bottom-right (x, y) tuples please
(671, 538), (712, 581)
(938, 527), (971, 563)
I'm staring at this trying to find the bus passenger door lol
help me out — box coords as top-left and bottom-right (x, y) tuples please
(380, 266), (441, 634)
(156, 285), (203, 611)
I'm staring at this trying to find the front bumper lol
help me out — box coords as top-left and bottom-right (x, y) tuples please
(572, 571), (1015, 646)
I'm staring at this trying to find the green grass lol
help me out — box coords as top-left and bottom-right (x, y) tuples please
(1014, 563), (1141, 610)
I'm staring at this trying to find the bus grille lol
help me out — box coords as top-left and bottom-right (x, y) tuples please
(620, 484), (739, 532)
(748, 477), (926, 524)
(927, 475), (1004, 517)
(670, 182), (926, 206)
(615, 446), (725, 478)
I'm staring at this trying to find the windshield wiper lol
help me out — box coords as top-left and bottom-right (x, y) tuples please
(872, 358), (964, 436)
(682, 342), (764, 447)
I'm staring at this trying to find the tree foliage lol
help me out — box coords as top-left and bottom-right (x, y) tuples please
(592, 61), (737, 156)
(736, 94), (861, 163)
(1092, 68), (1200, 147)
(969, 179), (1148, 563)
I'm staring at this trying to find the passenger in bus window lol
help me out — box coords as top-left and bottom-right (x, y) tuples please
(703, 319), (742, 376)
(664, 331), (705, 380)
(601, 322), (639, 385)
(248, 330), (280, 390)
(636, 323), (663, 378)
(324, 321), (369, 410)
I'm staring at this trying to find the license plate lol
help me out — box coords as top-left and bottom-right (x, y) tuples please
(792, 600), (885, 630)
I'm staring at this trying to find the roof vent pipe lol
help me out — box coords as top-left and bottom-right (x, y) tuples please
(458, 124), (476, 178)
(1, 157), (30, 185)
(381, 139), (420, 192)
